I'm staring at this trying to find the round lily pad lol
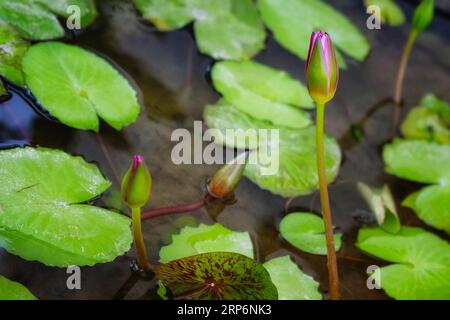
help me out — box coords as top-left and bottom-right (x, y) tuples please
(357, 226), (450, 299)
(159, 223), (253, 263)
(0, 276), (37, 300)
(280, 212), (342, 255)
(0, 147), (132, 267)
(22, 42), (140, 131)
(211, 60), (313, 128)
(263, 256), (321, 300)
(155, 252), (278, 300)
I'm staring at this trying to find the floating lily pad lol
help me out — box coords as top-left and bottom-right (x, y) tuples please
(0, 276), (37, 300)
(0, 22), (30, 85)
(364, 0), (405, 26)
(212, 61), (313, 128)
(159, 223), (253, 263)
(0, 0), (97, 40)
(0, 147), (132, 267)
(403, 185), (450, 234)
(204, 101), (341, 197)
(263, 256), (321, 300)
(357, 226), (450, 299)
(357, 182), (400, 233)
(257, 0), (370, 68)
(383, 139), (450, 184)
(22, 42), (140, 131)
(134, 0), (265, 60)
(155, 252), (278, 300)
(401, 94), (450, 143)
(280, 212), (342, 255)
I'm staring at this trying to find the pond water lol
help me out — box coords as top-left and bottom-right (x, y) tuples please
(0, 0), (449, 299)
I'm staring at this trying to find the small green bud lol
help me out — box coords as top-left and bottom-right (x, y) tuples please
(412, 0), (434, 32)
(121, 155), (152, 208)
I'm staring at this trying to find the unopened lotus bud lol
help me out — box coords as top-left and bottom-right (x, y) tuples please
(121, 155), (152, 208)
(412, 0), (434, 32)
(306, 31), (339, 105)
(208, 152), (248, 199)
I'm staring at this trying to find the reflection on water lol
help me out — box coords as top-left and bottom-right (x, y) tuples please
(0, 0), (449, 300)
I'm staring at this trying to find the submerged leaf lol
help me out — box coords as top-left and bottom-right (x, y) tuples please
(280, 212), (342, 255)
(0, 147), (132, 267)
(0, 22), (30, 85)
(403, 185), (450, 234)
(204, 101), (341, 197)
(211, 60), (313, 128)
(22, 42), (140, 131)
(133, 0), (265, 60)
(159, 223), (253, 263)
(0, 0), (97, 40)
(357, 226), (450, 299)
(155, 252), (278, 300)
(257, 0), (370, 68)
(263, 256), (321, 300)
(364, 0), (405, 26)
(357, 182), (400, 233)
(401, 94), (450, 143)
(383, 139), (450, 184)
(0, 276), (37, 300)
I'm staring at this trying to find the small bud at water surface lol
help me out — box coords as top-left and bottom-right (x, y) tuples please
(208, 152), (248, 199)
(306, 31), (339, 105)
(121, 155), (152, 208)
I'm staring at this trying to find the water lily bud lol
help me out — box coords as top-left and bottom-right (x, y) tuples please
(121, 155), (152, 208)
(306, 31), (339, 105)
(412, 0), (434, 32)
(208, 152), (248, 199)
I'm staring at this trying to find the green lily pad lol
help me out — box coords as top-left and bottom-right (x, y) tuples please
(383, 139), (450, 185)
(22, 42), (140, 131)
(0, 147), (132, 267)
(133, 0), (266, 61)
(364, 0), (405, 26)
(357, 182), (400, 233)
(0, 276), (37, 300)
(263, 256), (321, 300)
(0, 22), (30, 85)
(280, 212), (342, 255)
(155, 252), (278, 300)
(357, 226), (450, 299)
(401, 94), (450, 143)
(403, 185), (450, 234)
(0, 0), (97, 40)
(257, 0), (370, 69)
(159, 223), (253, 263)
(211, 60), (313, 128)
(204, 101), (341, 197)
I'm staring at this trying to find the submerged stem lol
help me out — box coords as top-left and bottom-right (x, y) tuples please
(393, 30), (418, 130)
(141, 198), (205, 221)
(132, 207), (150, 271)
(316, 103), (340, 300)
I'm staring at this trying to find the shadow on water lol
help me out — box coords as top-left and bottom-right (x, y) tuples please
(1, 0), (450, 300)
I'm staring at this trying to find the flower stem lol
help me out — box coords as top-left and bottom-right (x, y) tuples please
(131, 207), (150, 271)
(316, 102), (340, 300)
(141, 198), (205, 221)
(393, 29), (418, 130)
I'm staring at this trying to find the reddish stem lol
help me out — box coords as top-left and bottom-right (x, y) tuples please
(141, 198), (205, 221)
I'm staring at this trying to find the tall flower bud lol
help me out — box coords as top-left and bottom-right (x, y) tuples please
(121, 155), (152, 208)
(412, 0), (434, 32)
(306, 31), (339, 105)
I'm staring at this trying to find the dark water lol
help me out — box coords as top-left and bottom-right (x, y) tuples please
(0, 0), (449, 300)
